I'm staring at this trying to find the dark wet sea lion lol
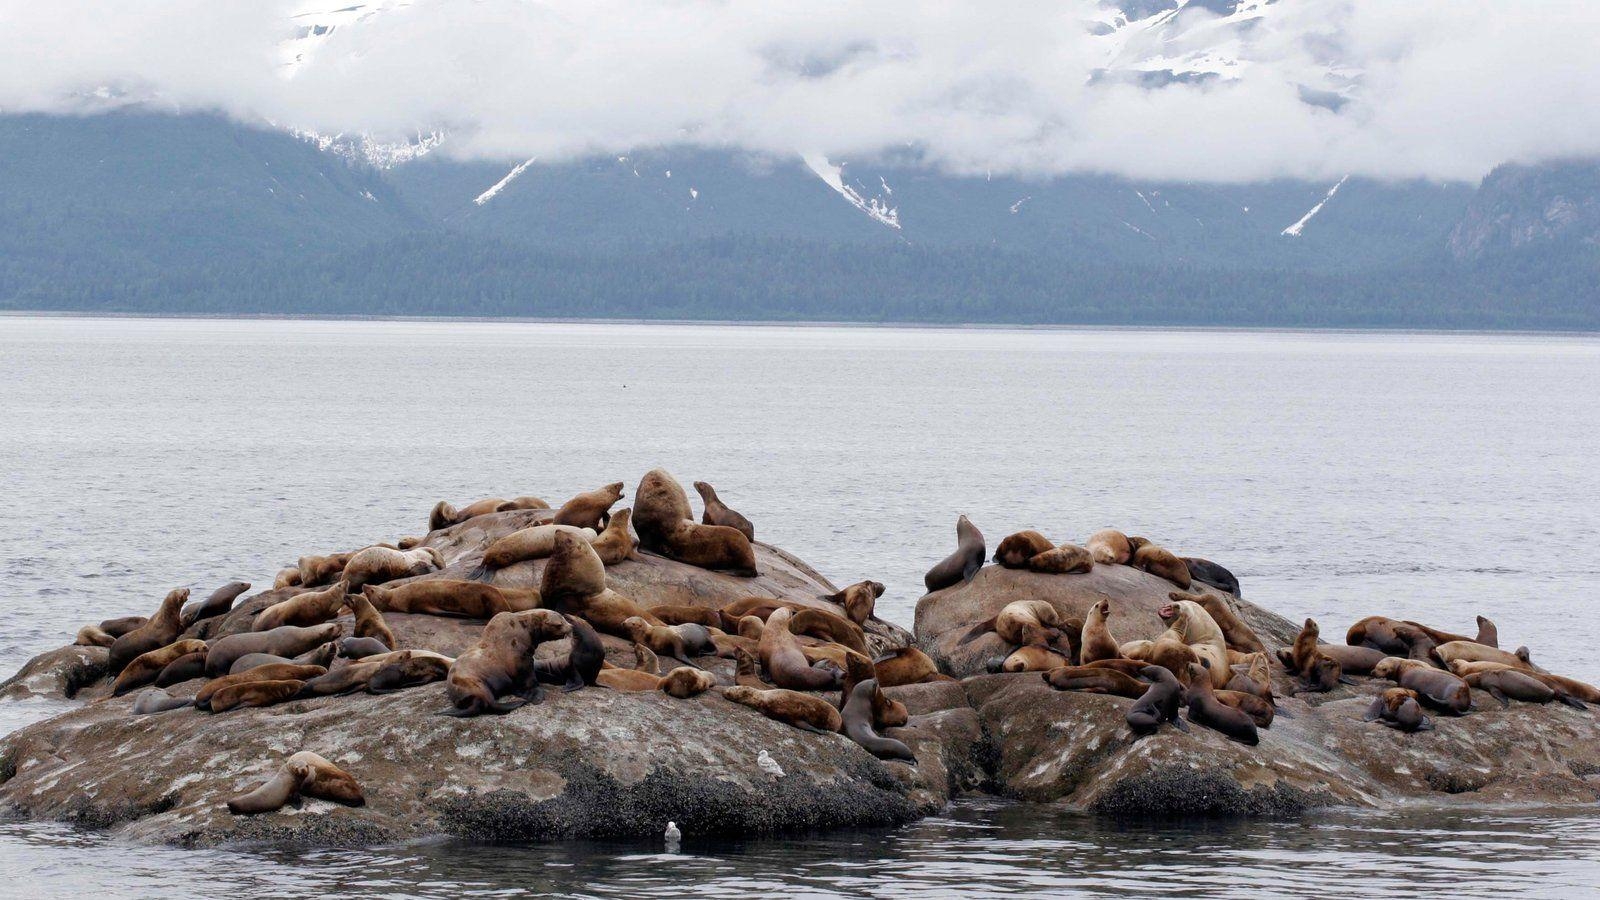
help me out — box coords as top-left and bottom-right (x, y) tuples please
(1184, 662), (1258, 744)
(1475, 616), (1499, 648)
(364, 580), (540, 618)
(693, 480), (755, 542)
(923, 514), (985, 593)
(1041, 665), (1147, 699)
(634, 469), (759, 576)
(1085, 528), (1132, 565)
(131, 688), (191, 714)
(108, 588), (189, 673)
(205, 623), (342, 677)
(113, 639), (209, 695)
(759, 608), (841, 690)
(1127, 537), (1192, 589)
(442, 609), (571, 716)
(841, 678), (916, 761)
(722, 685), (843, 734)
(209, 679), (305, 712)
(179, 581), (251, 629)
(342, 546), (444, 593)
(1126, 664), (1187, 735)
(297, 660), (387, 698)
(1183, 591), (1263, 654)
(659, 666), (718, 699)
(226, 751), (364, 815)
(1079, 599), (1120, 664)
(823, 580), (885, 626)
(542, 531), (664, 635)
(993, 530), (1054, 568)
(1363, 687), (1434, 732)
(1372, 657), (1471, 715)
(1182, 558), (1240, 596)
(154, 650), (209, 687)
(534, 615), (606, 692)
(554, 481), (625, 531)
(336, 636), (391, 659)
(254, 581), (347, 631)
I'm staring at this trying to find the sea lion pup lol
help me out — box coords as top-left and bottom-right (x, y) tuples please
(195, 663), (328, 710)
(693, 480), (756, 542)
(622, 616), (703, 669)
(1214, 689), (1275, 728)
(992, 646), (1069, 673)
(841, 678), (916, 761)
(154, 650), (209, 687)
(1432, 640), (1540, 673)
(74, 625), (115, 648)
(1079, 599), (1121, 665)
(823, 580), (886, 626)
(108, 588), (189, 673)
(722, 685), (844, 735)
(1085, 528), (1132, 566)
(589, 508), (638, 565)
(132, 688), (191, 715)
(442, 609), (571, 716)
(1225, 651), (1275, 703)
(541, 531), (663, 634)
(209, 679), (306, 713)
(336, 636), (391, 659)
(1285, 618), (1348, 694)
(787, 607), (868, 655)
(959, 599), (1065, 649)
(113, 639), (209, 695)
(634, 469), (759, 576)
(342, 546), (444, 593)
(1182, 557), (1241, 596)
(297, 551), (356, 588)
(479, 523), (599, 571)
(1027, 544), (1094, 575)
(1184, 662), (1258, 745)
(993, 530), (1055, 569)
(924, 515), (985, 592)
(660, 666), (718, 699)
(535, 615), (606, 692)
(99, 615), (149, 638)
(554, 482), (626, 531)
(1371, 657), (1471, 715)
(648, 605), (723, 629)
(1041, 665), (1148, 699)
(226, 751), (364, 815)
(364, 580), (540, 618)
(367, 654), (452, 694)
(273, 567), (303, 590)
(873, 646), (949, 687)
(1126, 665), (1188, 735)
(1475, 616), (1499, 648)
(1126, 537), (1192, 589)
(253, 580), (348, 632)
(760, 608), (842, 690)
(179, 581), (251, 629)
(205, 623), (342, 677)
(429, 497), (509, 532)
(1180, 592), (1264, 654)
(1363, 687), (1435, 733)
(498, 496), (551, 512)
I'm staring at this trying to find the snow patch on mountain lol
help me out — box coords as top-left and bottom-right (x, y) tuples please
(473, 157), (537, 205)
(802, 154), (900, 229)
(291, 128), (446, 169)
(1282, 175), (1349, 237)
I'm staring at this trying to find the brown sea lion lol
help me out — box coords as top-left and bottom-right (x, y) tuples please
(623, 616), (703, 669)
(648, 605), (723, 629)
(75, 624), (116, 648)
(553, 482), (625, 531)
(1214, 689), (1274, 728)
(1466, 669), (1584, 709)
(363, 580), (540, 618)
(737, 615), (766, 641)
(633, 469), (758, 576)
(801, 642), (853, 672)
(760, 608), (841, 690)
(196, 663), (327, 709)
(1121, 638), (1201, 684)
(838, 651), (907, 728)
(597, 668), (663, 691)
(1225, 651), (1274, 702)
(209, 679), (305, 713)
(479, 524), (598, 571)
(226, 751), (364, 815)
(1363, 686), (1434, 732)
(1079, 599), (1121, 665)
(693, 480), (755, 542)
(1126, 664), (1187, 735)
(1316, 643), (1387, 676)
(659, 666), (718, 699)
(873, 646), (948, 687)
(589, 508), (638, 565)
(1182, 557), (1241, 596)
(924, 514), (985, 593)
(108, 588), (189, 673)
(396, 536), (425, 550)
(823, 580), (885, 626)
(154, 650), (210, 687)
(1285, 618), (1347, 694)
(1085, 528), (1132, 565)
(341, 591), (396, 649)
(272, 567), (303, 590)
(1142, 598), (1230, 687)
(541, 530), (663, 635)
(991, 645), (1068, 673)
(1041, 665), (1147, 699)
(498, 496), (551, 512)
(99, 615), (148, 638)
(716, 597), (801, 630)
(230, 640), (335, 674)
(1371, 657), (1471, 714)
(1432, 640), (1540, 672)
(429, 498), (509, 532)
(841, 678), (916, 761)
(1184, 662), (1258, 744)
(1183, 591), (1264, 654)
(1345, 616), (1435, 658)
(342, 546), (444, 592)
(1445, 661), (1600, 704)
(205, 623), (342, 677)
(1084, 657), (1154, 677)
(367, 653), (452, 694)
(442, 609), (571, 716)
(1127, 537), (1192, 589)
(733, 646), (767, 688)
(1476, 616), (1500, 648)
(254, 580), (348, 632)
(297, 551), (356, 588)
(788, 607), (868, 655)
(993, 530), (1055, 568)
(959, 599), (1065, 649)
(1027, 544), (1094, 575)
(534, 615), (607, 693)
(179, 581), (251, 629)
(297, 660), (388, 698)
(113, 639), (209, 695)
(131, 688), (191, 715)
(1402, 620), (1478, 646)
(722, 685), (843, 734)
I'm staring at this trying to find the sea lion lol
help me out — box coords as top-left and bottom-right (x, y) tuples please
(733, 646), (767, 688)
(75, 625), (115, 648)
(1083, 658), (1154, 677)
(589, 508), (638, 565)
(1182, 558), (1240, 596)
(297, 551), (355, 588)
(1345, 616), (1435, 657)
(1316, 643), (1387, 676)
(1402, 620), (1479, 646)
(993, 530), (1055, 568)
(1224, 651), (1275, 702)
(659, 666), (718, 699)
(1286, 618), (1346, 694)
(1432, 640), (1539, 672)
(342, 546), (444, 592)
(924, 514), (985, 592)
(342, 590), (396, 649)
(367, 653), (452, 694)
(297, 660), (387, 698)
(429, 497), (509, 532)
(1041, 665), (1147, 699)
(226, 751), (364, 815)
(1154, 599), (1230, 687)
(841, 678), (916, 761)
(648, 605), (723, 629)
(195, 663), (328, 710)
(1027, 544), (1094, 575)
(108, 588), (189, 673)
(441, 609), (571, 716)
(541, 531), (663, 635)
(823, 580), (885, 626)
(1214, 689), (1274, 728)
(1465, 669), (1582, 708)
(1085, 529), (1132, 565)
(498, 496), (551, 512)
(633, 469), (759, 576)
(154, 650), (209, 687)
(1182, 592), (1264, 654)
(1079, 599), (1121, 665)
(873, 646), (947, 687)
(1126, 665), (1187, 735)
(716, 597), (801, 630)
(737, 615), (766, 640)
(209, 679), (305, 713)
(623, 616), (703, 669)
(1120, 638), (1201, 684)
(1475, 616), (1499, 648)
(336, 637), (391, 659)
(1363, 687), (1434, 732)
(230, 643), (334, 674)
(99, 615), (148, 638)
(272, 567), (303, 590)
(113, 639), (209, 695)
(363, 580), (540, 618)
(959, 599), (1065, 649)
(131, 688), (191, 714)
(1184, 662), (1258, 744)
(992, 645), (1069, 673)
(693, 480), (756, 542)
(179, 581), (251, 629)
(253, 580), (347, 631)
(722, 685), (843, 734)
(396, 536), (425, 550)
(838, 651), (907, 728)
(787, 607), (868, 655)
(1371, 657), (1471, 715)
(1127, 537), (1192, 589)
(553, 482), (625, 531)
(673, 622), (718, 657)
(205, 623), (342, 677)
(1445, 661), (1600, 704)
(480, 523), (598, 571)
(759, 608), (841, 690)
(534, 615), (606, 692)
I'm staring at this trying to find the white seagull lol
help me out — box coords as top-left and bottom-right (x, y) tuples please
(758, 749), (785, 777)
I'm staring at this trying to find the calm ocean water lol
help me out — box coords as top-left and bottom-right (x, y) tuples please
(2, 315), (1599, 898)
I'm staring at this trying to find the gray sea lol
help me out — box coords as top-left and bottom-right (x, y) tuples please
(2, 315), (1598, 898)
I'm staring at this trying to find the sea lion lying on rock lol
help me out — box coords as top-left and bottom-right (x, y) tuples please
(873, 646), (947, 687)
(429, 498), (510, 532)
(959, 599), (1067, 649)
(363, 580), (540, 618)
(112, 639), (209, 695)
(633, 469), (758, 576)
(541, 531), (663, 635)
(787, 607), (868, 655)
(367, 653), (452, 694)
(253, 580), (347, 631)
(108, 588), (188, 673)
(441, 609), (570, 716)
(722, 685), (843, 735)
(210, 679), (305, 712)
(1182, 558), (1240, 596)
(554, 482), (625, 531)
(297, 551), (358, 588)
(924, 515), (985, 592)
(694, 480), (755, 542)
(990, 646), (1068, 673)
(154, 650), (209, 687)
(1372, 657), (1471, 715)
(1363, 687), (1434, 732)
(1041, 665), (1148, 699)
(226, 751), (364, 815)
(1026, 544), (1094, 575)
(759, 608), (841, 690)
(993, 531), (1054, 568)
(131, 688), (191, 715)
(1127, 537), (1192, 589)
(479, 524), (597, 571)
(195, 663), (327, 710)
(74, 625), (116, 648)
(841, 678), (915, 761)
(342, 546), (444, 592)
(205, 623), (341, 677)
(1445, 660), (1600, 704)
(1185, 662), (1258, 745)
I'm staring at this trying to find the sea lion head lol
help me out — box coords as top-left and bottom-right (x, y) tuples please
(1371, 656), (1404, 679)
(1303, 618), (1320, 639)
(621, 616), (652, 641)
(430, 500), (457, 532)
(737, 615), (765, 640)
(692, 481), (713, 498)
(1157, 602), (1178, 623)
(1515, 646), (1533, 664)
(1184, 661), (1208, 684)
(603, 481), (625, 500)
(722, 685), (757, 703)
(521, 609), (572, 641)
(1093, 599), (1110, 618)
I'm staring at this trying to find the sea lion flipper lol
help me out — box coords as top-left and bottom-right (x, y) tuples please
(1557, 694), (1587, 710)
(1489, 687), (1510, 709)
(1338, 676), (1359, 686)
(466, 564), (494, 584)
(794, 722), (832, 736)
(1172, 716), (1190, 733)
(957, 616), (998, 646)
(1362, 698), (1384, 722)
(961, 559), (981, 582)
(1417, 716), (1435, 732)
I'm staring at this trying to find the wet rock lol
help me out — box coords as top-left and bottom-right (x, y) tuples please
(0, 645), (109, 701)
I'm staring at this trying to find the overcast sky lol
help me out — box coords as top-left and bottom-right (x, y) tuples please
(2, 0), (1597, 183)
